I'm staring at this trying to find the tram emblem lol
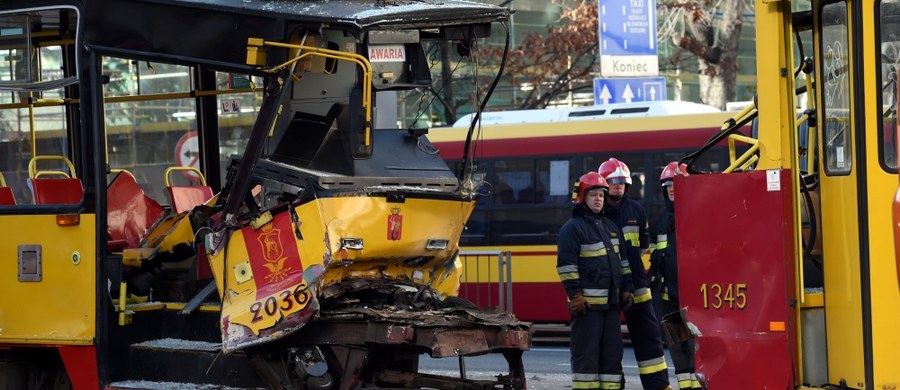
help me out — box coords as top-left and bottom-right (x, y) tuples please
(258, 223), (291, 282)
(388, 207), (403, 241)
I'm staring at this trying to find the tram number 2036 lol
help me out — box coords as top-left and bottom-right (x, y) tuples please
(699, 283), (747, 310)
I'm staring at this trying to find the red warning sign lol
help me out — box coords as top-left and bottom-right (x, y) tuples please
(174, 131), (200, 180)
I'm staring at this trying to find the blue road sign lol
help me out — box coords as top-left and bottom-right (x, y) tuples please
(593, 77), (666, 105)
(598, 0), (658, 56)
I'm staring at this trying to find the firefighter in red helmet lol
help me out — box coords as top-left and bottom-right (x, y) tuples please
(557, 172), (633, 390)
(598, 158), (671, 390)
(650, 162), (702, 389)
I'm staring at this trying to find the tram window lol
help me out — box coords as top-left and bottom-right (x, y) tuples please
(102, 58), (197, 202)
(461, 210), (488, 246)
(216, 72), (262, 183)
(583, 155), (600, 173)
(820, 2), (852, 176)
(490, 207), (569, 245)
(540, 158), (572, 204)
(493, 159), (533, 205)
(877, 0), (900, 172)
(0, 9), (79, 206)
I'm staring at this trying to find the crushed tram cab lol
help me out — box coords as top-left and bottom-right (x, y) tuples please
(0, 1), (530, 389)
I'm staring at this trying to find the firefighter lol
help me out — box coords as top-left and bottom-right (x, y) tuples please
(649, 162), (702, 390)
(557, 172), (634, 390)
(598, 158), (671, 390)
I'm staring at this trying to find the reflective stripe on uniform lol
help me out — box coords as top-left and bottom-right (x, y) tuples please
(600, 374), (622, 382)
(583, 288), (608, 296)
(676, 373), (693, 389)
(610, 238), (621, 254)
(599, 374), (623, 389)
(656, 234), (668, 249)
(583, 288), (609, 305)
(690, 379), (702, 389)
(622, 226), (640, 246)
(633, 287), (652, 303)
(620, 259), (631, 274)
(580, 242), (607, 257)
(557, 265), (579, 281)
(573, 373), (600, 381)
(637, 356), (668, 375)
(573, 373), (601, 389)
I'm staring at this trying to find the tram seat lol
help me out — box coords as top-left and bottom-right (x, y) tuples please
(107, 171), (165, 250)
(30, 178), (84, 205)
(164, 166), (214, 214)
(28, 155), (83, 205)
(0, 187), (15, 205)
(167, 185), (214, 214)
(0, 172), (15, 205)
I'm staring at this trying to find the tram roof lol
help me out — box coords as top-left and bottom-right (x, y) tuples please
(452, 100), (723, 127)
(73, 0), (510, 72)
(170, 0), (510, 28)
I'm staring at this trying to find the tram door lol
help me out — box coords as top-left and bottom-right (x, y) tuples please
(0, 7), (98, 348)
(815, 1), (900, 387)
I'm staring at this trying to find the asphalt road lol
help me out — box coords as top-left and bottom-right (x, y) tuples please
(420, 345), (677, 390)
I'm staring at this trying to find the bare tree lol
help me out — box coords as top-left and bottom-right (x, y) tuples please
(474, 0), (599, 110)
(659, 0), (749, 109)
(438, 0), (749, 118)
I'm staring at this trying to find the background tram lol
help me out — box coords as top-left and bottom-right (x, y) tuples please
(427, 100), (743, 323)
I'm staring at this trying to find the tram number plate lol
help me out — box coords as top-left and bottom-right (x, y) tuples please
(249, 281), (312, 323)
(699, 283), (747, 310)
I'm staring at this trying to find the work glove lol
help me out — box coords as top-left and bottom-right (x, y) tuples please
(569, 293), (588, 317)
(620, 291), (634, 312)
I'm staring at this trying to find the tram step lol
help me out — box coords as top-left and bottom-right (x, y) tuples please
(124, 338), (261, 387)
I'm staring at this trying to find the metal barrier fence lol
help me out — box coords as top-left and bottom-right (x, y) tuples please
(458, 250), (513, 313)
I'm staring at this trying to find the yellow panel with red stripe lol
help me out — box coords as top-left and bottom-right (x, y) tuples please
(206, 195), (475, 352)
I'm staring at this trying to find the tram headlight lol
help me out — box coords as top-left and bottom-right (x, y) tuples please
(425, 239), (449, 250)
(340, 238), (364, 250)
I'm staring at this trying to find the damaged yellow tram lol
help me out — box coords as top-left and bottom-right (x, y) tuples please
(0, 1), (529, 389)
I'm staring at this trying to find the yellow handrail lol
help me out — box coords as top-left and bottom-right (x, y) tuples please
(28, 155), (77, 179)
(0, 171), (6, 187)
(247, 38), (373, 146)
(724, 134), (761, 174)
(164, 166), (207, 187)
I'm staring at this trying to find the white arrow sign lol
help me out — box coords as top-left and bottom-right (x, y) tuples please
(622, 84), (634, 103)
(599, 85), (612, 104)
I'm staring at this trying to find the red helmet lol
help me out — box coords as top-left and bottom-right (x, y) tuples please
(598, 158), (632, 185)
(572, 172), (609, 204)
(660, 161), (688, 187)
